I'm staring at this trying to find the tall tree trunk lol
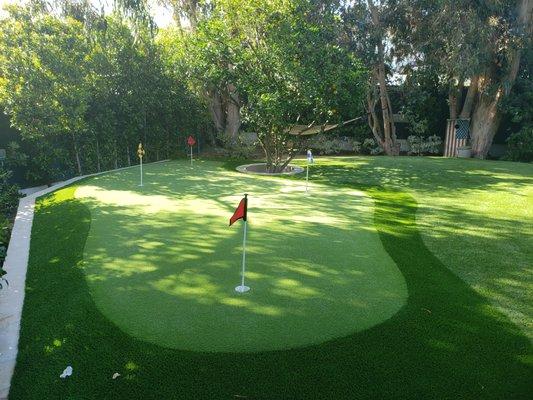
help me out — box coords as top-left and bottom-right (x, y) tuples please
(375, 54), (398, 155)
(208, 90), (225, 134)
(225, 83), (241, 144)
(168, 0), (200, 31)
(258, 131), (276, 172)
(469, 0), (532, 158)
(449, 78), (464, 120)
(449, 90), (458, 120)
(368, 0), (398, 156)
(366, 89), (385, 148)
(366, 69), (398, 155)
(126, 143), (131, 166)
(459, 75), (478, 118)
(184, 0), (199, 30)
(456, 78), (464, 115)
(470, 91), (502, 157)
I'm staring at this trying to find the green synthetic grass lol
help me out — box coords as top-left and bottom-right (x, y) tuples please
(10, 158), (533, 399)
(74, 161), (406, 351)
(292, 156), (533, 339)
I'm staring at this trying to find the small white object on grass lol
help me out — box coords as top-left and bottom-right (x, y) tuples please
(60, 366), (73, 379)
(112, 373), (121, 380)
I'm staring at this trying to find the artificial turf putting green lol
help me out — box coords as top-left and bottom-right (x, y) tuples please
(74, 161), (407, 351)
(10, 157), (532, 399)
(295, 156), (533, 339)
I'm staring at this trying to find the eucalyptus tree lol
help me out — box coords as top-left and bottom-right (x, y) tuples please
(389, 0), (533, 158)
(342, 0), (400, 155)
(468, 0), (532, 157)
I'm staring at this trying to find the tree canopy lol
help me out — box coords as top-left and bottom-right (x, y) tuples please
(0, 0), (531, 182)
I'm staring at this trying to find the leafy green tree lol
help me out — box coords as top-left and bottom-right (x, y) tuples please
(0, 5), (91, 175)
(389, 0), (533, 158)
(189, 0), (366, 171)
(0, 1), (204, 180)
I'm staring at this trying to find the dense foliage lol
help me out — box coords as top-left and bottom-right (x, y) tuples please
(0, 144), (23, 286)
(174, 0), (368, 171)
(0, 3), (206, 183)
(0, 0), (531, 184)
(503, 48), (533, 162)
(389, 0), (532, 158)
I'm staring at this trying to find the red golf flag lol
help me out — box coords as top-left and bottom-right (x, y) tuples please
(229, 194), (248, 226)
(187, 135), (196, 146)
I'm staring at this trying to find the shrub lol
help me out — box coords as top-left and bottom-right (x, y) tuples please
(0, 167), (20, 288)
(306, 134), (361, 155)
(504, 128), (533, 162)
(0, 216), (12, 288)
(0, 216), (11, 244)
(407, 135), (443, 155)
(0, 169), (21, 216)
(216, 132), (260, 159)
(361, 138), (383, 155)
(307, 134), (343, 155)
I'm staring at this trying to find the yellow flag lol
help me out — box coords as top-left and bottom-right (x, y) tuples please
(137, 142), (145, 158)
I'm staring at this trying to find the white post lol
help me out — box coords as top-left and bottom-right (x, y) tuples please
(241, 220), (247, 286)
(139, 157), (143, 187)
(235, 220), (250, 293)
(190, 146), (193, 166)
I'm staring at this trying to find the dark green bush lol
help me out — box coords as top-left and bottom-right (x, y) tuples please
(407, 135), (443, 155)
(0, 169), (21, 215)
(504, 127), (533, 162)
(0, 168), (20, 284)
(0, 216), (12, 286)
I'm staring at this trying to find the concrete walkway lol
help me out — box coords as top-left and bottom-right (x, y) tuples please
(18, 185), (48, 197)
(0, 161), (168, 399)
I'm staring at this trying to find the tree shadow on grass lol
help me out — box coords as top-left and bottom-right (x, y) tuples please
(299, 156), (533, 194)
(10, 171), (533, 399)
(292, 156), (532, 339)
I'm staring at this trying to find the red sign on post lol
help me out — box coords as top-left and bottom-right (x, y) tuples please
(187, 136), (196, 146)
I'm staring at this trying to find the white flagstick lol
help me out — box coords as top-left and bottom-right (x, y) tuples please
(139, 156), (143, 186)
(235, 221), (249, 292)
(235, 194), (250, 293)
(137, 142), (145, 187)
(240, 221), (248, 288)
(305, 149), (313, 193)
(190, 145), (193, 166)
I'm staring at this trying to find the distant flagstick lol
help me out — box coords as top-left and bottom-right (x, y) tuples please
(230, 194), (250, 293)
(137, 142), (145, 187)
(306, 149), (314, 193)
(187, 135), (196, 167)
